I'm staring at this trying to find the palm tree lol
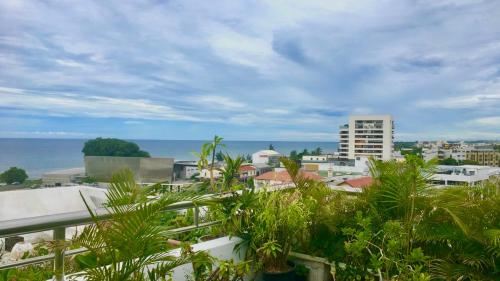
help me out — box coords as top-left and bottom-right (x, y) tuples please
(72, 170), (197, 280)
(363, 156), (500, 280)
(219, 154), (244, 192)
(192, 136), (225, 192)
(420, 180), (500, 280)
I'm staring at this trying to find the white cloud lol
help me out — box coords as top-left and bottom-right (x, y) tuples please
(1, 0), (500, 140)
(0, 131), (89, 138)
(189, 95), (246, 110)
(416, 93), (500, 109)
(0, 87), (205, 122)
(472, 116), (500, 127)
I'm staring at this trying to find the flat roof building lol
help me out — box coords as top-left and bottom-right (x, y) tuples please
(252, 150), (281, 166)
(42, 167), (85, 186)
(431, 165), (500, 186)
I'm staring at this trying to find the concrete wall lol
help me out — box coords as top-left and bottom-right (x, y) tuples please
(84, 156), (174, 183)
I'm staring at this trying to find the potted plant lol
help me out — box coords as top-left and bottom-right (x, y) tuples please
(246, 190), (311, 281)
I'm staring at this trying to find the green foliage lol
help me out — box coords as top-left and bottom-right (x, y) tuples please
(82, 138), (150, 157)
(295, 264), (310, 277)
(184, 242), (250, 281)
(0, 265), (53, 281)
(439, 157), (458, 165)
(312, 147), (322, 155)
(288, 147), (323, 162)
(401, 147), (423, 157)
(289, 150), (299, 162)
(219, 154), (244, 192)
(395, 141), (418, 150)
(319, 157), (500, 280)
(215, 151), (224, 162)
(439, 157), (479, 165)
(268, 143), (275, 151)
(192, 135), (225, 191)
(243, 190), (310, 272)
(458, 159), (479, 165)
(244, 154), (252, 163)
(72, 170), (195, 280)
(80, 176), (98, 184)
(0, 166), (28, 184)
(23, 178), (42, 188)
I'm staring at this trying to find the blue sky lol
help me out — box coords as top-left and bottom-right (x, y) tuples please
(0, 0), (499, 141)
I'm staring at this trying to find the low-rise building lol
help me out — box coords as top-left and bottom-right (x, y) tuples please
(254, 170), (323, 188)
(42, 167), (85, 186)
(173, 161), (199, 181)
(301, 156), (370, 176)
(252, 150), (282, 166)
(430, 165), (500, 186)
(338, 176), (373, 188)
(238, 165), (257, 180)
(199, 164), (224, 180)
(466, 149), (499, 167)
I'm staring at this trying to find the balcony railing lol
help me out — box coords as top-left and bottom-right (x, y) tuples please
(0, 198), (221, 281)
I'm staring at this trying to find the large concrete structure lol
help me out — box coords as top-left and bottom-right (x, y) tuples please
(339, 115), (394, 161)
(84, 156), (174, 183)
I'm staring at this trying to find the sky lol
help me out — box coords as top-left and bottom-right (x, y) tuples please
(0, 0), (499, 141)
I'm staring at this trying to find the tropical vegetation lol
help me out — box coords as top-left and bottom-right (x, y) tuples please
(82, 138), (150, 157)
(0, 167), (28, 184)
(289, 147), (323, 162)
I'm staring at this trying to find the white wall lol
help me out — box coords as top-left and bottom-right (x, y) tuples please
(65, 236), (245, 281)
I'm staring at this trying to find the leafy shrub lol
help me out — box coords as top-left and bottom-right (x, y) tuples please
(82, 138), (150, 157)
(0, 167), (28, 184)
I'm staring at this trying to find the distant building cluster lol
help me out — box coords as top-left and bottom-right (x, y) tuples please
(417, 141), (499, 167)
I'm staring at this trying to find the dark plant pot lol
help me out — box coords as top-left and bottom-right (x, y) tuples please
(294, 274), (307, 281)
(263, 261), (296, 281)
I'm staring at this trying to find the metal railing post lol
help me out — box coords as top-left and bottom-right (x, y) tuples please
(53, 227), (66, 281)
(194, 207), (199, 227)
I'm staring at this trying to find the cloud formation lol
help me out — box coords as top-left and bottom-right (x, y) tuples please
(0, 0), (499, 140)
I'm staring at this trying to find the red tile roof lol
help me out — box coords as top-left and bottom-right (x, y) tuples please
(239, 165), (256, 172)
(339, 176), (373, 188)
(255, 170), (323, 182)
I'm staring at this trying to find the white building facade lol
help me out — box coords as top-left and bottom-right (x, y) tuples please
(251, 150), (281, 165)
(339, 115), (394, 161)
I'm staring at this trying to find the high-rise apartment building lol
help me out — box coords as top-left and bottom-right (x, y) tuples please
(338, 115), (394, 161)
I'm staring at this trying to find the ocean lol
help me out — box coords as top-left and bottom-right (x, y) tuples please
(0, 139), (338, 178)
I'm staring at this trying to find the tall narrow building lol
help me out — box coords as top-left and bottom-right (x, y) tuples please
(339, 115), (394, 161)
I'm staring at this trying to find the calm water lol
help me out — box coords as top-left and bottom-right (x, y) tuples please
(0, 139), (338, 178)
